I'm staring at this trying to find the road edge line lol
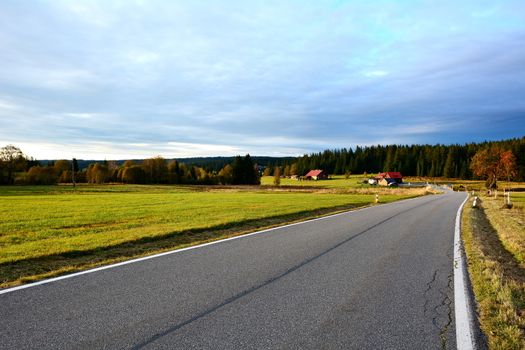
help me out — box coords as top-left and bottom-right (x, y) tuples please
(454, 193), (477, 350)
(0, 194), (428, 295)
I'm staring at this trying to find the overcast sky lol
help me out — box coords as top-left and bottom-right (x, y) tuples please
(1, 0), (524, 159)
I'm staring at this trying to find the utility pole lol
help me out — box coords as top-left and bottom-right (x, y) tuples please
(72, 158), (76, 188)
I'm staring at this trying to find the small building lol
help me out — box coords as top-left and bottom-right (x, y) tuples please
(305, 169), (328, 180)
(379, 178), (399, 187)
(375, 172), (403, 184)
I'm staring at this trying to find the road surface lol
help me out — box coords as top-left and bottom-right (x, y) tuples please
(0, 190), (467, 349)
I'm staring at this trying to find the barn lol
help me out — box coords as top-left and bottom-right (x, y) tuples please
(305, 169), (328, 180)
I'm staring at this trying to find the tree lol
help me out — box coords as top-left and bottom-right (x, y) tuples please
(54, 160), (70, 183)
(54, 160), (70, 175)
(167, 160), (180, 183)
(86, 163), (109, 184)
(218, 164), (233, 184)
(383, 147), (394, 172)
(25, 157), (40, 171)
(0, 145), (26, 184)
(263, 166), (272, 177)
(443, 149), (455, 179)
(283, 164), (291, 177)
(121, 165), (146, 184)
(501, 150), (518, 182)
(231, 154), (260, 185)
(72, 158), (79, 186)
(72, 158), (79, 172)
(273, 166), (281, 186)
(290, 163), (298, 176)
(26, 166), (57, 185)
(470, 147), (517, 189)
(178, 163), (189, 183)
(243, 154), (260, 185)
(143, 156), (168, 183)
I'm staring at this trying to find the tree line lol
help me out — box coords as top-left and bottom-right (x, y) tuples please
(265, 137), (525, 181)
(1, 137), (523, 186)
(0, 147), (260, 186)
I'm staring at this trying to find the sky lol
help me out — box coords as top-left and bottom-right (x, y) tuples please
(0, 0), (524, 159)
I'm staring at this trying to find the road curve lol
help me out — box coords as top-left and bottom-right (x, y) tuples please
(0, 190), (467, 349)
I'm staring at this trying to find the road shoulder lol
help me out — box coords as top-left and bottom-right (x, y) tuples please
(461, 195), (525, 349)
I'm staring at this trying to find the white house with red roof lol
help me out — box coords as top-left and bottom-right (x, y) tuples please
(375, 172), (403, 184)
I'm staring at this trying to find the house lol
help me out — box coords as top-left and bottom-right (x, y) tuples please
(305, 169), (328, 180)
(379, 178), (399, 187)
(375, 172), (403, 184)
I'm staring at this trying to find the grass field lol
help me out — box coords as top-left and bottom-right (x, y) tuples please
(0, 184), (424, 287)
(261, 174), (372, 188)
(511, 192), (525, 206)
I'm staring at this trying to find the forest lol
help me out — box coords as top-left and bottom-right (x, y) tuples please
(282, 137), (525, 181)
(0, 137), (523, 185)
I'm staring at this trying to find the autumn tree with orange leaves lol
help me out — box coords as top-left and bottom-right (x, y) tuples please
(470, 146), (517, 189)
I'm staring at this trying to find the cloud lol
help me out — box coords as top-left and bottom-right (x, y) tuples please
(0, 99), (20, 111)
(363, 70), (389, 77)
(0, 0), (524, 159)
(126, 51), (161, 64)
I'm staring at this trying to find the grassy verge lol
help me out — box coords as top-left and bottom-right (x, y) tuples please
(0, 184), (427, 288)
(462, 197), (525, 349)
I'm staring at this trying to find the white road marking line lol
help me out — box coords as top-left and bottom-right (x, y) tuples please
(454, 194), (477, 350)
(0, 194), (427, 295)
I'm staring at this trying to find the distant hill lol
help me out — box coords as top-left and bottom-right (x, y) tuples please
(39, 156), (297, 172)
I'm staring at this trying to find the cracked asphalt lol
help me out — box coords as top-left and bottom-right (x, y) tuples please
(0, 190), (467, 349)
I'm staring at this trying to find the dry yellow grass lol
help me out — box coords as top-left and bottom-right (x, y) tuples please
(480, 194), (525, 265)
(462, 197), (525, 349)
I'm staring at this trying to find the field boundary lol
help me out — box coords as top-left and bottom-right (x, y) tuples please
(454, 193), (478, 350)
(0, 194), (426, 295)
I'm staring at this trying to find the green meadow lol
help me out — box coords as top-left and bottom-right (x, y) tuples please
(0, 184), (422, 286)
(260, 174), (371, 188)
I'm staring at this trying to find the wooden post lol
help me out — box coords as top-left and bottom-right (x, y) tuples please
(375, 194), (379, 203)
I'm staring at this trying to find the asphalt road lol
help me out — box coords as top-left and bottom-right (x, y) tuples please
(1, 190), (467, 349)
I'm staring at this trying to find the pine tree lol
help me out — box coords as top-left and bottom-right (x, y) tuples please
(443, 150), (455, 178)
